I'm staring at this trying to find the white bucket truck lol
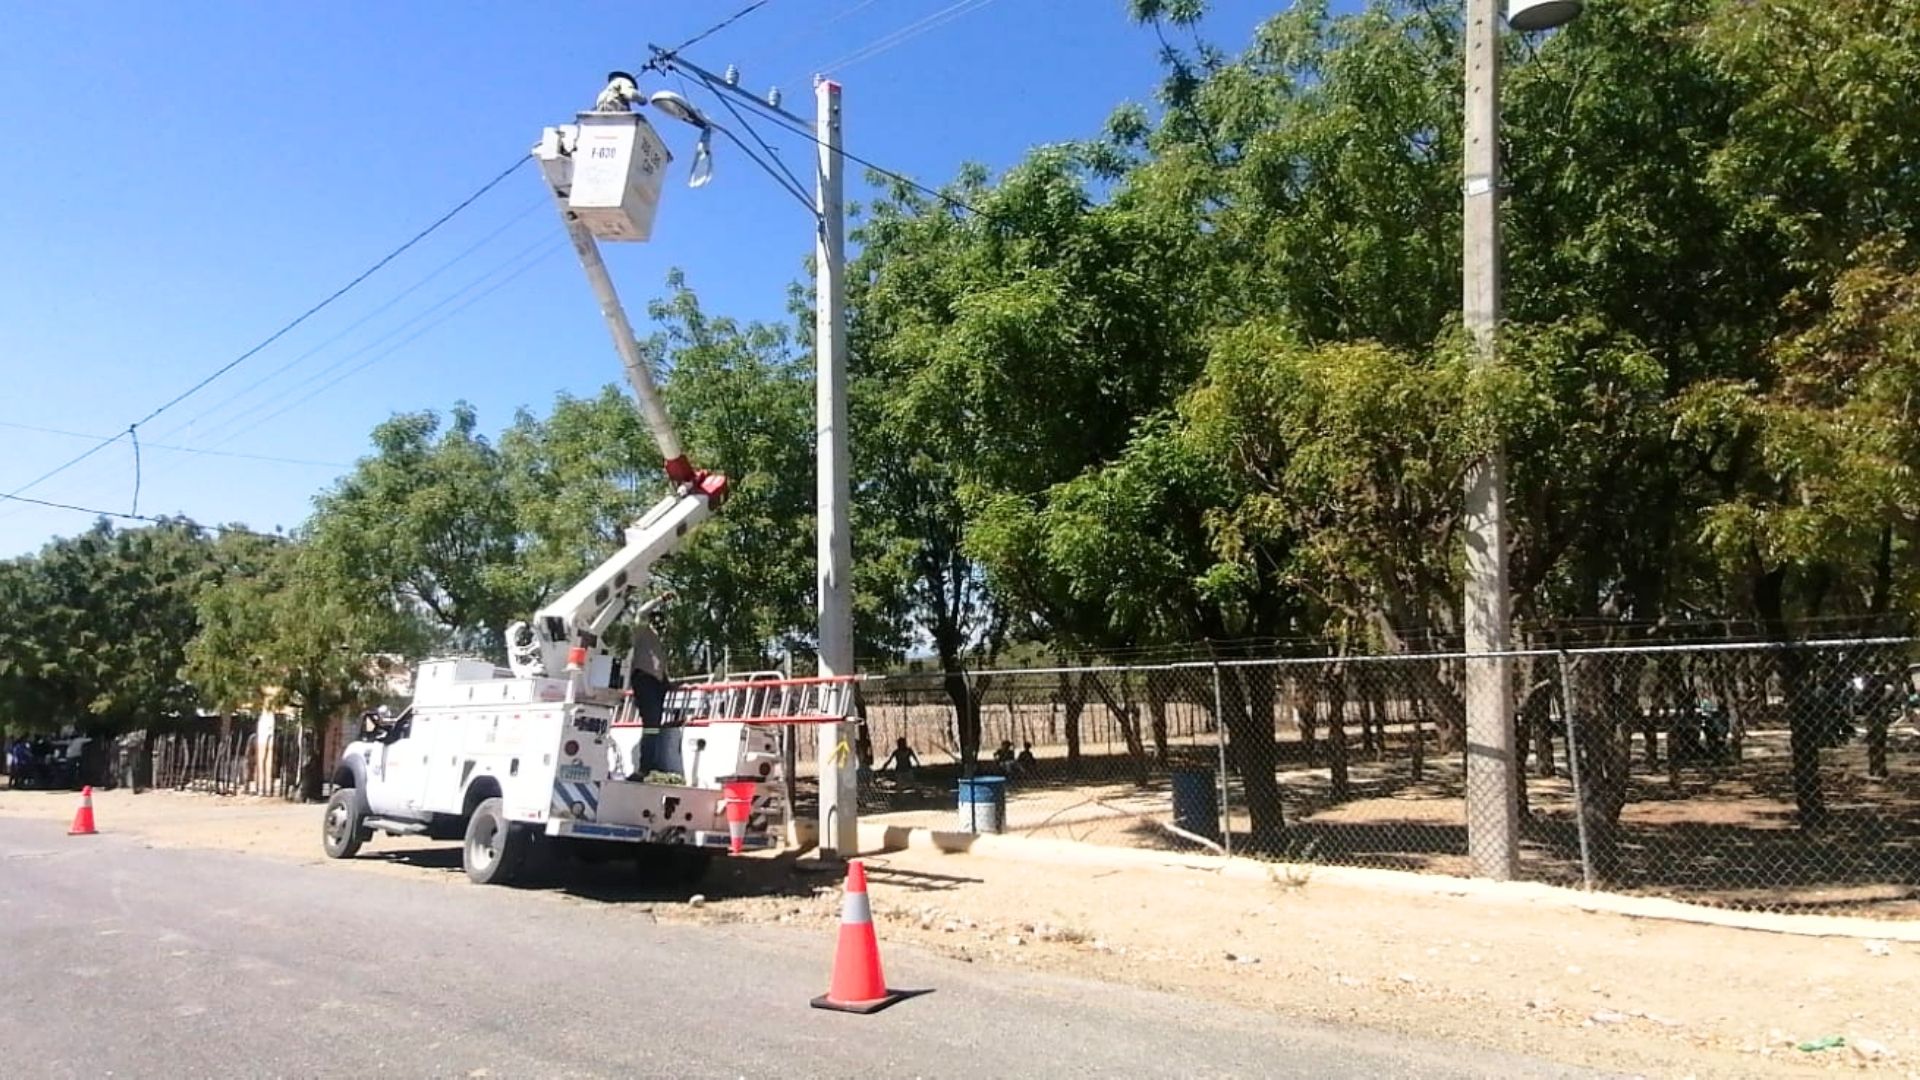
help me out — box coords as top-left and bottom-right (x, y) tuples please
(321, 73), (845, 884)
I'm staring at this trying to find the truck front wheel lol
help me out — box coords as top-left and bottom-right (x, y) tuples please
(462, 797), (529, 885)
(322, 788), (365, 859)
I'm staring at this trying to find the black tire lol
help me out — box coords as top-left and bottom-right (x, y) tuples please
(674, 849), (715, 885)
(322, 787), (365, 859)
(635, 844), (714, 886)
(463, 797), (529, 886)
(566, 838), (616, 865)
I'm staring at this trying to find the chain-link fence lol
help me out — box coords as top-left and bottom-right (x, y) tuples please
(857, 638), (1920, 918)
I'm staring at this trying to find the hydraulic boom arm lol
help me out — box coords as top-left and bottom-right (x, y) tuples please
(505, 79), (728, 681)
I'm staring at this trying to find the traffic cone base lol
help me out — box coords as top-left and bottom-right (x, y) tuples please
(68, 785), (98, 836)
(810, 859), (909, 1015)
(810, 988), (907, 1014)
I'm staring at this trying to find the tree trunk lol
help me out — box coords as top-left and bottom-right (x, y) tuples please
(1564, 652), (1643, 881)
(1414, 662), (1466, 754)
(1867, 709), (1890, 779)
(1361, 681), (1384, 757)
(1224, 664), (1286, 850)
(1755, 567), (1826, 826)
(1145, 669), (1172, 766)
(1402, 664), (1426, 781)
(1780, 649), (1826, 827)
(1086, 673), (1150, 785)
(300, 725), (326, 802)
(1515, 657), (1557, 780)
(1657, 655), (1687, 791)
(942, 666), (981, 776)
(1291, 674), (1319, 766)
(1059, 669), (1085, 769)
(1726, 648), (1758, 761)
(1532, 702), (1556, 778)
(1325, 666), (1350, 803)
(1705, 646), (1742, 762)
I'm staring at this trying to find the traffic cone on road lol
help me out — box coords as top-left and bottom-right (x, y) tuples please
(810, 859), (907, 1014)
(68, 785), (97, 836)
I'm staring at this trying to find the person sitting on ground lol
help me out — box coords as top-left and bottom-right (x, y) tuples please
(880, 737), (919, 783)
(1016, 741), (1038, 772)
(993, 739), (1016, 772)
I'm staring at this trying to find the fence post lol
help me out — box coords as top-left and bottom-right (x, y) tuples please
(959, 665), (975, 780)
(1210, 661), (1232, 859)
(1557, 651), (1596, 891)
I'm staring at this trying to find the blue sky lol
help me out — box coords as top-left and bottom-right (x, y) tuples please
(0, 0), (1278, 557)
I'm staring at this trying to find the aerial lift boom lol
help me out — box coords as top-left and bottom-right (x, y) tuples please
(505, 74), (728, 687)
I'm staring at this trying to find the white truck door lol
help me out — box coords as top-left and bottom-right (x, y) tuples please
(365, 717), (430, 818)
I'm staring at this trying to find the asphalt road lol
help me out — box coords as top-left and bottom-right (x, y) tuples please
(0, 817), (1604, 1079)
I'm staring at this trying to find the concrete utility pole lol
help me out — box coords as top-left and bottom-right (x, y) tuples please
(1461, 0), (1519, 880)
(814, 76), (859, 860)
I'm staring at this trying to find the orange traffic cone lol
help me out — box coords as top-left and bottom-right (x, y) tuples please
(719, 776), (758, 855)
(810, 859), (907, 1014)
(68, 785), (97, 836)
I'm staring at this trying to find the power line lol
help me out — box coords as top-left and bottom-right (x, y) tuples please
(825, 0), (889, 27)
(650, 0), (780, 68)
(148, 195), (548, 447)
(706, 95), (819, 214)
(660, 53), (993, 221)
(0, 420), (352, 469)
(183, 241), (567, 459)
(0, 491), (289, 541)
(127, 156), (533, 432)
(32, 235), (563, 515)
(813, 0), (1002, 77)
(1, 155), (531, 505)
(2, 436), (131, 509)
(132, 231), (558, 466)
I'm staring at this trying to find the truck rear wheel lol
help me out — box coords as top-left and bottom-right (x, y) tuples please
(636, 844), (713, 886)
(462, 797), (528, 885)
(322, 787), (365, 859)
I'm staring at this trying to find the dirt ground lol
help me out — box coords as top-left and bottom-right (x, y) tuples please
(844, 722), (1920, 919)
(4, 784), (1918, 1079)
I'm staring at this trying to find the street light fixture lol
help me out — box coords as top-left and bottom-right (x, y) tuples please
(1507, 0), (1583, 32)
(1461, 0), (1583, 881)
(646, 89), (711, 129)
(647, 91), (717, 188)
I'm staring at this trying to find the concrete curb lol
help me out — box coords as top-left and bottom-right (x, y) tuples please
(841, 821), (1920, 943)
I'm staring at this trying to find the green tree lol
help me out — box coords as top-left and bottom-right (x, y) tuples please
(502, 274), (820, 674)
(188, 539), (413, 799)
(851, 147), (1210, 766)
(309, 403), (532, 662)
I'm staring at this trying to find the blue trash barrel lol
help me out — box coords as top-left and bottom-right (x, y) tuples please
(1170, 768), (1220, 840)
(957, 776), (1008, 834)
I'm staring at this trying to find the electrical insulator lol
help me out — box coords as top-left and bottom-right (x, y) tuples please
(767, 86), (782, 109)
(724, 64), (740, 86)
